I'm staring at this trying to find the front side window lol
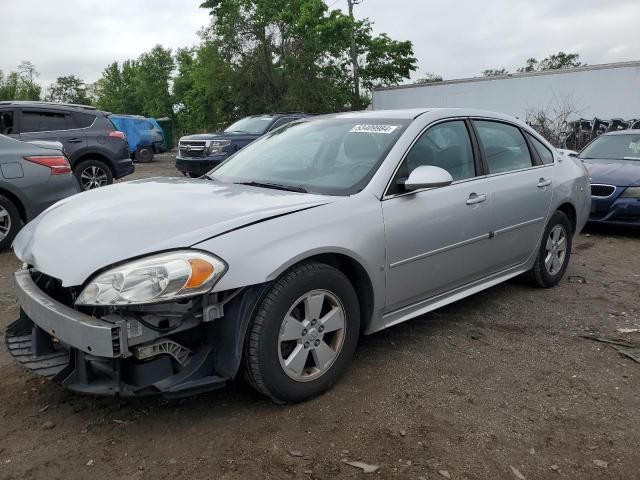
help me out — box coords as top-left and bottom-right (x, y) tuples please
(21, 110), (68, 133)
(270, 117), (296, 131)
(474, 120), (534, 173)
(211, 118), (408, 196)
(0, 110), (14, 135)
(403, 120), (476, 183)
(224, 116), (275, 135)
(579, 134), (640, 161)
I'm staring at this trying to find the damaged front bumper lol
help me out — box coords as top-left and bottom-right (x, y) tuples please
(6, 269), (235, 398)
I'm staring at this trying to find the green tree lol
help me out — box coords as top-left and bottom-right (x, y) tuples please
(199, 0), (416, 112)
(46, 75), (91, 104)
(0, 62), (42, 101)
(135, 45), (175, 117)
(518, 52), (583, 73)
(416, 72), (443, 84)
(482, 68), (509, 77)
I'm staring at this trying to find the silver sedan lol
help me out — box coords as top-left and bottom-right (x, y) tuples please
(8, 108), (590, 403)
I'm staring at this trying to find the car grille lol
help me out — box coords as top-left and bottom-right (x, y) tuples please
(179, 141), (206, 158)
(591, 184), (616, 198)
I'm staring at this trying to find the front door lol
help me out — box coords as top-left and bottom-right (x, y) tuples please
(382, 120), (494, 312)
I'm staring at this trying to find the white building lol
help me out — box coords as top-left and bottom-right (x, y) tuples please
(372, 61), (640, 121)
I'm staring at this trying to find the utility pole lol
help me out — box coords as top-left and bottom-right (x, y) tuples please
(347, 0), (361, 109)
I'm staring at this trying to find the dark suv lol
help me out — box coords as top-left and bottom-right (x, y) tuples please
(0, 101), (134, 190)
(176, 113), (309, 177)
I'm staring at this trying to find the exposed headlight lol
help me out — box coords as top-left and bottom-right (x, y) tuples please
(207, 140), (231, 155)
(621, 187), (640, 198)
(76, 251), (227, 306)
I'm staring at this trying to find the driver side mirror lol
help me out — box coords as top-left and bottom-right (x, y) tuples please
(402, 165), (453, 191)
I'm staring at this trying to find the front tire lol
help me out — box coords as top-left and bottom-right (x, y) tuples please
(529, 210), (573, 288)
(0, 195), (21, 250)
(244, 263), (360, 403)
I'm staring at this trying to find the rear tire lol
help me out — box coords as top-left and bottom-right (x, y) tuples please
(0, 195), (21, 251)
(135, 146), (153, 163)
(244, 262), (360, 403)
(529, 210), (573, 288)
(74, 159), (113, 191)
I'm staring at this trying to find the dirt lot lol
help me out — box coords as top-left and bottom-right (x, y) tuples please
(1, 153), (639, 480)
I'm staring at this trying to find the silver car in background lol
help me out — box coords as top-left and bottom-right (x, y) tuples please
(7, 108), (590, 403)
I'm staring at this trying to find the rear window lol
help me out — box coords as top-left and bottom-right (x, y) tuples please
(21, 110), (69, 133)
(529, 135), (554, 164)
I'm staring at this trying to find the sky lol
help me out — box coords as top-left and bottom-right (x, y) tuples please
(1, 0), (639, 88)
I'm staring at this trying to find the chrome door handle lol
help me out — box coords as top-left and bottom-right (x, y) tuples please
(466, 193), (487, 205)
(537, 178), (552, 188)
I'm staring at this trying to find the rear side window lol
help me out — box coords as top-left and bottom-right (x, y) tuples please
(474, 120), (534, 174)
(72, 112), (96, 129)
(529, 135), (554, 164)
(21, 110), (69, 133)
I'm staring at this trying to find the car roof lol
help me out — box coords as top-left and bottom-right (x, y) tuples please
(0, 101), (99, 114)
(603, 129), (640, 136)
(324, 107), (525, 122)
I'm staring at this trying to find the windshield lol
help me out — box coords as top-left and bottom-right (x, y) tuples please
(579, 134), (640, 161)
(224, 116), (274, 134)
(210, 117), (409, 196)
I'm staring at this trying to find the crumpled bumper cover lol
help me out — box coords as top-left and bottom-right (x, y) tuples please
(6, 270), (229, 398)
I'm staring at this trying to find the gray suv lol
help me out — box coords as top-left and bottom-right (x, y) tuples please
(0, 102), (134, 190)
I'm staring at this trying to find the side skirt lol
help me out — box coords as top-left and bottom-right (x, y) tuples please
(372, 264), (529, 333)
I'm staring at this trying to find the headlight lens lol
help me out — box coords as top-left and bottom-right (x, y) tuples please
(621, 187), (640, 198)
(76, 251), (227, 306)
(207, 140), (231, 155)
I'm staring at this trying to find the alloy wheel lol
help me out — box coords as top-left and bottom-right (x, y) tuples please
(0, 206), (11, 241)
(544, 224), (567, 275)
(278, 289), (347, 382)
(80, 166), (109, 190)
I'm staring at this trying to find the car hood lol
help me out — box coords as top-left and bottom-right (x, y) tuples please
(13, 177), (333, 286)
(180, 132), (260, 142)
(582, 159), (640, 187)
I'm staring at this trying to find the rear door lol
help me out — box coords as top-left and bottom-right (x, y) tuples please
(18, 108), (87, 160)
(471, 119), (554, 270)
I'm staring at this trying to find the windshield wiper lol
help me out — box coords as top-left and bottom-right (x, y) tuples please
(235, 181), (307, 193)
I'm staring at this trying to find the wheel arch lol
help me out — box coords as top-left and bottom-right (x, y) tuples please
(556, 202), (577, 234)
(75, 152), (115, 175)
(275, 252), (375, 334)
(0, 186), (27, 222)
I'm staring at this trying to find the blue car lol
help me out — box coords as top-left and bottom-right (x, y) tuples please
(580, 130), (640, 226)
(110, 115), (155, 163)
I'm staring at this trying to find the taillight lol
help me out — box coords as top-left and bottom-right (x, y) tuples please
(24, 156), (72, 175)
(109, 131), (126, 141)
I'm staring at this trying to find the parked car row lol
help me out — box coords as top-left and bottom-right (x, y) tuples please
(0, 101), (134, 190)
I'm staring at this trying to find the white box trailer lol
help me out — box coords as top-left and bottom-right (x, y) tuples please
(372, 61), (640, 121)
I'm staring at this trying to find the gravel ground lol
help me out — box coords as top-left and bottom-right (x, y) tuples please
(0, 153), (639, 480)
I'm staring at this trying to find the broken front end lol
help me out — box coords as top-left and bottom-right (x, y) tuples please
(6, 268), (264, 398)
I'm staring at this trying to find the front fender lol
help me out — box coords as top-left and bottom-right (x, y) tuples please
(194, 195), (386, 317)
